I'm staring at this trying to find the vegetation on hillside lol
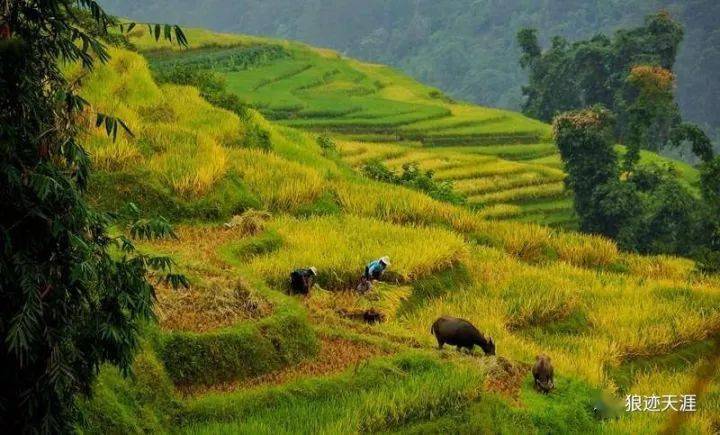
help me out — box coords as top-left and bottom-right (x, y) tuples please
(101, 0), (720, 147)
(555, 106), (720, 271)
(61, 32), (720, 433)
(134, 25), (708, 233)
(4, 4), (720, 433)
(518, 13), (682, 149)
(523, 12), (720, 268)
(519, 11), (714, 171)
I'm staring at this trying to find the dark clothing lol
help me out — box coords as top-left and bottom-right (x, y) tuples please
(290, 269), (315, 294)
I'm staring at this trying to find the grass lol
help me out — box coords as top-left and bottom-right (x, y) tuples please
(69, 48), (241, 201)
(70, 33), (720, 435)
(178, 353), (486, 433)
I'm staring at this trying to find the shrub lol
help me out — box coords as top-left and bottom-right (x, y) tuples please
(362, 159), (397, 183)
(316, 133), (337, 153)
(154, 64), (249, 119)
(361, 160), (464, 205)
(243, 124), (273, 151)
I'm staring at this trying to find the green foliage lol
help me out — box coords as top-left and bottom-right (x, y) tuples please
(671, 123), (715, 163)
(555, 106), (718, 261)
(519, 12), (686, 154)
(316, 133), (336, 153)
(293, 192), (342, 218)
(149, 45), (290, 71)
(0, 2), (186, 431)
(154, 65), (249, 119)
(553, 107), (619, 234)
(242, 124), (272, 151)
(362, 160), (465, 205)
(362, 159), (398, 183)
(75, 347), (179, 434)
(517, 28), (541, 68)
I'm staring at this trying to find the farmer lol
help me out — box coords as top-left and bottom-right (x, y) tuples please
(356, 256), (390, 294)
(289, 266), (317, 295)
(365, 256), (390, 280)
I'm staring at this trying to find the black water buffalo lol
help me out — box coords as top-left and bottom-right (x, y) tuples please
(532, 354), (555, 393)
(431, 316), (495, 355)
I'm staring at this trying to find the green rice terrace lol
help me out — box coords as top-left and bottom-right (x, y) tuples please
(68, 26), (720, 434)
(142, 28), (700, 230)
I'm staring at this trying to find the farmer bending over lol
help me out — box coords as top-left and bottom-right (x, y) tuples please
(365, 256), (390, 280)
(290, 266), (317, 295)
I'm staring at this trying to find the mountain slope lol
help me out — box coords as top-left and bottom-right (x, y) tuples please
(136, 26), (700, 229)
(73, 31), (720, 434)
(100, 0), (720, 143)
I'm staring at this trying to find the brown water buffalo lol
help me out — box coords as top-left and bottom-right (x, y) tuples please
(532, 354), (555, 393)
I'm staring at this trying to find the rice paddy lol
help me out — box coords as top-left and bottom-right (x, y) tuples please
(72, 29), (720, 434)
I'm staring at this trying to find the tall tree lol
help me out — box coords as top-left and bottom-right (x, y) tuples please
(0, 2), (186, 432)
(555, 105), (717, 259)
(553, 107), (621, 234)
(621, 65), (679, 168)
(518, 12), (684, 152)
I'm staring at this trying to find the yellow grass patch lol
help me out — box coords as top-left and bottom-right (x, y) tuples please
(231, 148), (325, 211)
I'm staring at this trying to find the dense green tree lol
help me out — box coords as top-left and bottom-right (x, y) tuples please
(517, 28), (541, 67)
(553, 107), (619, 234)
(629, 165), (703, 255)
(519, 35), (582, 122)
(670, 123), (715, 164)
(621, 64), (680, 168)
(519, 12), (684, 154)
(0, 2), (186, 432)
(555, 105), (717, 261)
(591, 179), (643, 249)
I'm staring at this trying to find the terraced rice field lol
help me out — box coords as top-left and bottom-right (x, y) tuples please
(338, 141), (574, 226)
(143, 35), (584, 227)
(73, 32), (720, 434)
(141, 28), (700, 230)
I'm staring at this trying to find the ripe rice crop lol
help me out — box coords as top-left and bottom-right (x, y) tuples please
(247, 215), (468, 290)
(231, 149), (326, 211)
(468, 182), (567, 205)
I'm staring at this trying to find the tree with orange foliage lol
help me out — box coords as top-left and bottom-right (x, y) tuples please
(622, 65), (680, 168)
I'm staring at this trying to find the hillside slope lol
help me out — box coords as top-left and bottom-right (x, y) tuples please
(137, 26), (700, 229)
(100, 0), (720, 143)
(71, 32), (720, 434)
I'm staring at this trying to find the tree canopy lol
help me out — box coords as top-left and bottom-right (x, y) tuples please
(519, 12), (684, 153)
(554, 106), (719, 269)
